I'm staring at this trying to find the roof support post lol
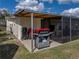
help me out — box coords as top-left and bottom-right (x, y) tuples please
(70, 16), (72, 41)
(31, 13), (34, 52)
(61, 16), (63, 42)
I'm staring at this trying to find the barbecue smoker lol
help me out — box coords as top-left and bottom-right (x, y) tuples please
(34, 28), (50, 49)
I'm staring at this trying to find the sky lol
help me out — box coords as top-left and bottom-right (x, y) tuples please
(0, 0), (79, 16)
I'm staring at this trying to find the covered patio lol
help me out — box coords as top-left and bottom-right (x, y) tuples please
(11, 9), (79, 52)
(14, 10), (63, 52)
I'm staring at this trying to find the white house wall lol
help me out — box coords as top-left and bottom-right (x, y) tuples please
(6, 17), (13, 32)
(6, 17), (22, 40)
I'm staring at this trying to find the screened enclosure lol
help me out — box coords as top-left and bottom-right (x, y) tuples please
(52, 16), (79, 43)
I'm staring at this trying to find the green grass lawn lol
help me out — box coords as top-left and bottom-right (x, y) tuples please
(0, 30), (79, 59)
(13, 39), (79, 59)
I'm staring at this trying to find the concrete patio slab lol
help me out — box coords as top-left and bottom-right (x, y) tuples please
(20, 39), (62, 52)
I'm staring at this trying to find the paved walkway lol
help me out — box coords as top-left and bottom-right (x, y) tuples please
(21, 39), (62, 52)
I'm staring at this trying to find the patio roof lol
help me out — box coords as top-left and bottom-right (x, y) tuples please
(14, 9), (62, 19)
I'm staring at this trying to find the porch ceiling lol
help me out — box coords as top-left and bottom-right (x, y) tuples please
(14, 10), (61, 19)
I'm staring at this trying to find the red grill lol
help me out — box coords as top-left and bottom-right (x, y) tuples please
(35, 28), (49, 33)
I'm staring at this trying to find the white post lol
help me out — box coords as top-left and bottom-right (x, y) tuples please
(31, 13), (34, 52)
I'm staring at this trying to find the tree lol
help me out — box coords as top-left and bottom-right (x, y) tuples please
(0, 8), (10, 19)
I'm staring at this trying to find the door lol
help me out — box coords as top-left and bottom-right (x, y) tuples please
(41, 19), (49, 28)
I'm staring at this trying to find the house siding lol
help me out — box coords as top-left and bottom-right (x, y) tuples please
(6, 16), (41, 40)
(6, 17), (22, 39)
(20, 17), (41, 29)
